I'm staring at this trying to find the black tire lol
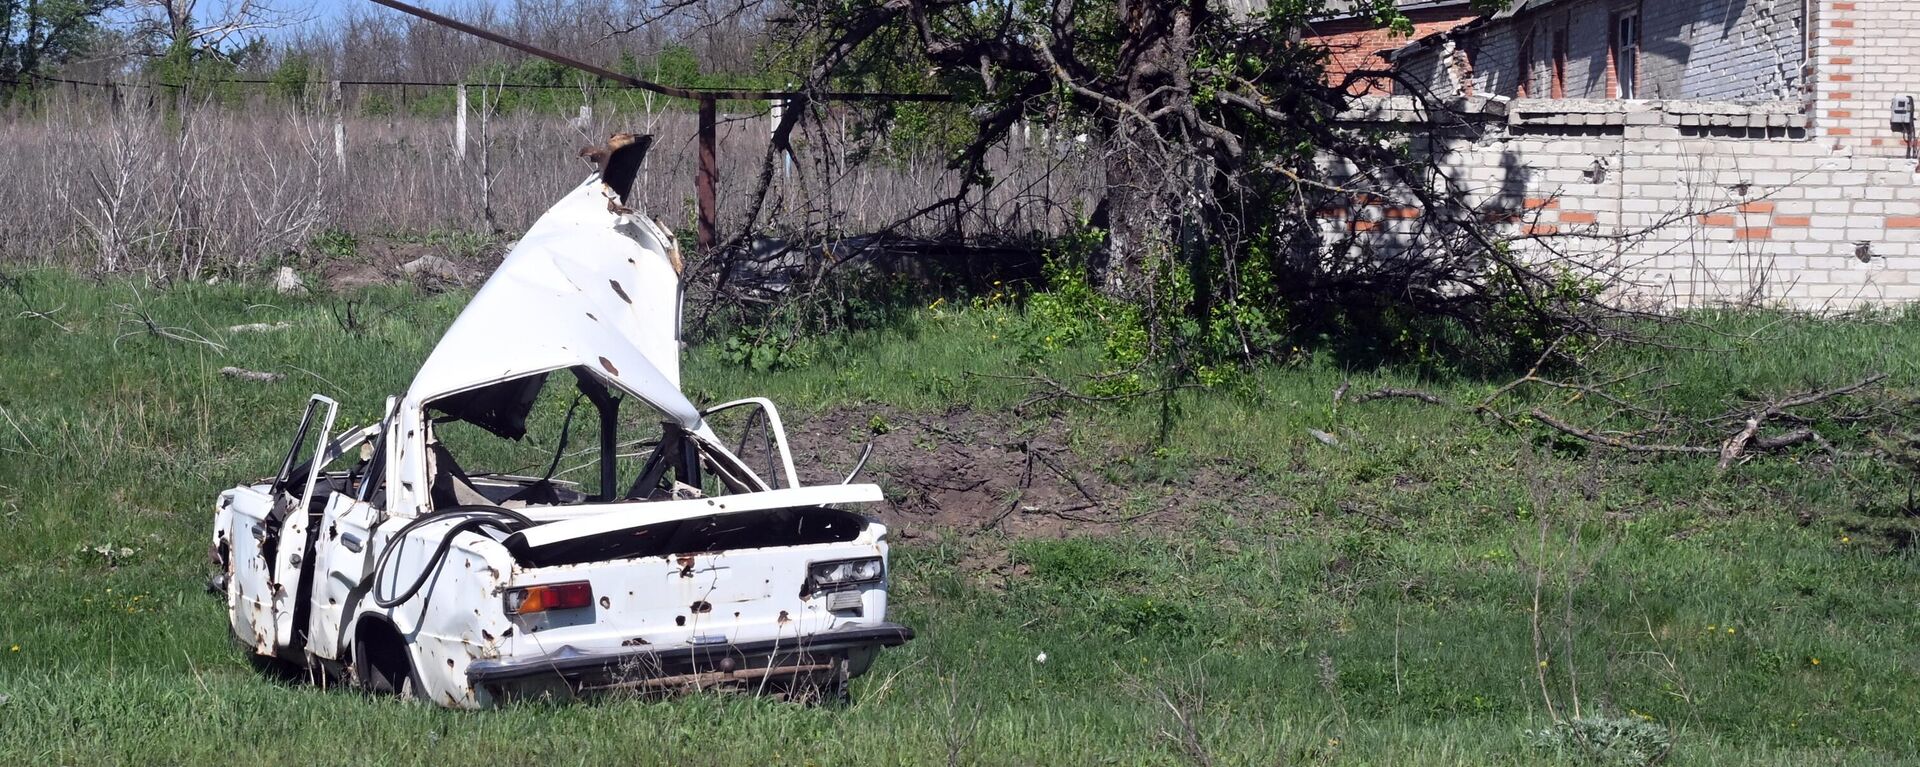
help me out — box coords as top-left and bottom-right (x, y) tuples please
(785, 657), (852, 707)
(353, 622), (421, 700)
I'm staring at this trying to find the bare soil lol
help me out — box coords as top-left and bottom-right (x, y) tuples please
(781, 404), (1288, 542)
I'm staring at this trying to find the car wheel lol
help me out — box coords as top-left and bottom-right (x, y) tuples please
(353, 624), (421, 700)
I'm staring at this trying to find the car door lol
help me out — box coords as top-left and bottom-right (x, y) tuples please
(699, 397), (801, 490)
(226, 395), (337, 654)
(221, 481), (281, 654)
(308, 398), (394, 661)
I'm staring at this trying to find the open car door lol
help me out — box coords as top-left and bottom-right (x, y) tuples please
(700, 397), (800, 491)
(307, 397), (395, 660)
(223, 395), (337, 654)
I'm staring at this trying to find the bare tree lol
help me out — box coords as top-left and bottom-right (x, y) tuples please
(126, 0), (307, 63)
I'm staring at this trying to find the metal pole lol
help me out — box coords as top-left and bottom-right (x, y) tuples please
(697, 96), (718, 253)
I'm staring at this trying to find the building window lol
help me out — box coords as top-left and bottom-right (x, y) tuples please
(1613, 12), (1640, 99)
(1551, 28), (1568, 98)
(1517, 33), (1534, 97)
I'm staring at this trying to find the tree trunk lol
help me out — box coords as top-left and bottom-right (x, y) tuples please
(1097, 126), (1161, 301)
(21, 0), (41, 77)
(1088, 0), (1199, 302)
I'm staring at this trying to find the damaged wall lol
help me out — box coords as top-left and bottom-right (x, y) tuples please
(1639, 0), (1806, 101)
(1397, 0), (1806, 102)
(1326, 97), (1920, 309)
(1344, 1), (1920, 310)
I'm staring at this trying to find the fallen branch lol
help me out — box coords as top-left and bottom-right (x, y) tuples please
(114, 303), (227, 353)
(1031, 448), (1101, 504)
(1351, 387), (1449, 406)
(1718, 374), (1886, 471)
(0, 403), (36, 451)
(1038, 501), (1172, 525)
(1529, 409), (1717, 455)
(14, 306), (71, 333)
(220, 366), (284, 383)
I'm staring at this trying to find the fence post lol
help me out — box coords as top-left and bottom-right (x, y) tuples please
(480, 85), (495, 231)
(330, 80), (346, 173)
(455, 83), (468, 163)
(697, 95), (718, 253)
(770, 98), (790, 180)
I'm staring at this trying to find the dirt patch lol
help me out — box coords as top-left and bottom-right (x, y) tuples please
(318, 237), (505, 292)
(777, 404), (1287, 541)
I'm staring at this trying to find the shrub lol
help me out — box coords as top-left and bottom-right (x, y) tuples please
(1528, 713), (1674, 767)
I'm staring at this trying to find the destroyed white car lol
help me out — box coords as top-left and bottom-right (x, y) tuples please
(210, 137), (911, 708)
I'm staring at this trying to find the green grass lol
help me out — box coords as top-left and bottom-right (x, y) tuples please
(1, 271), (1918, 764)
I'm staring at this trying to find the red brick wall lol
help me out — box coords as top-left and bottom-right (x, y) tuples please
(1308, 8), (1481, 96)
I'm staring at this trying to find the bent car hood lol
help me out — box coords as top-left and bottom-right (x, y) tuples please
(401, 175), (694, 427)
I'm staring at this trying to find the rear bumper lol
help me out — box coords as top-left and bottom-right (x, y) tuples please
(466, 622), (914, 689)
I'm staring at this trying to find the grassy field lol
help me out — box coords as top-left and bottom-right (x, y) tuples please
(2, 271), (1919, 765)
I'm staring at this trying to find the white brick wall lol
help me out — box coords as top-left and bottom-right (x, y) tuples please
(1328, 101), (1920, 310)
(1357, 1), (1920, 309)
(1811, 0), (1920, 158)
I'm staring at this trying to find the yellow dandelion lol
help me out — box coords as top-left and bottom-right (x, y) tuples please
(1538, 659), (1550, 668)
(1727, 627), (1736, 635)
(1841, 536), (1851, 544)
(7, 645), (16, 653)
(1811, 658), (1821, 665)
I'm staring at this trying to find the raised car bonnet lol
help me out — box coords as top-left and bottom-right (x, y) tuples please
(400, 175), (695, 428)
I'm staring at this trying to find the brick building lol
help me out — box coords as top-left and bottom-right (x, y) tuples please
(1327, 0), (1920, 308)
(1304, 1), (1481, 95)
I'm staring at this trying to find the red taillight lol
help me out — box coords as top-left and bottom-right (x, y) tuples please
(504, 581), (594, 614)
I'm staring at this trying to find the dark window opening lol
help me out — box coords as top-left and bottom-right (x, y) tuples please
(1550, 28), (1568, 99)
(1516, 32), (1535, 97)
(424, 366), (771, 513)
(1613, 12), (1640, 99)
